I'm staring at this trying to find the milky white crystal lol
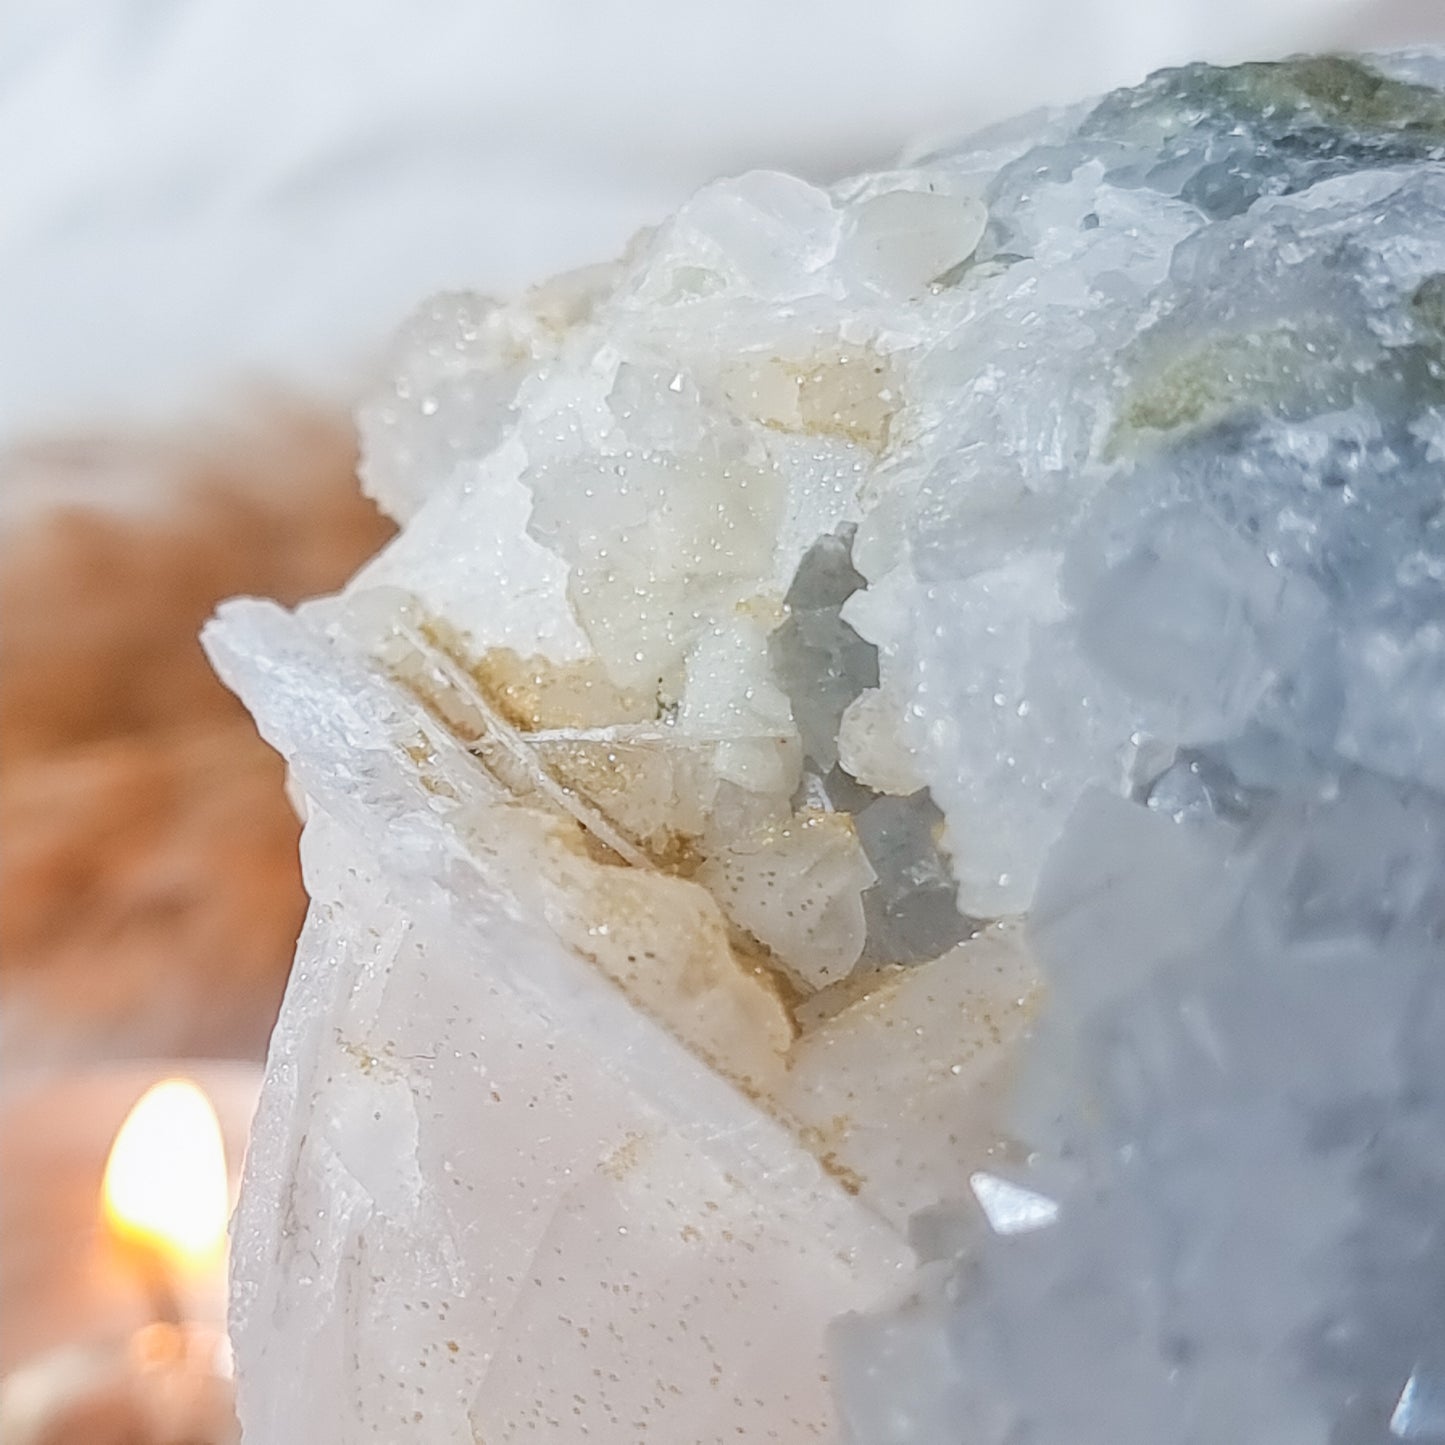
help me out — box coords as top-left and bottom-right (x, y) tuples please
(209, 139), (1033, 1443)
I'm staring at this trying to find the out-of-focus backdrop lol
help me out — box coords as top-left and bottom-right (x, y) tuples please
(2, 0), (1443, 1080)
(5, 0), (1441, 437)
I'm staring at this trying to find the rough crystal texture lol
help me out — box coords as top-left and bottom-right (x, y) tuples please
(829, 49), (1445, 1445)
(211, 47), (1445, 1445)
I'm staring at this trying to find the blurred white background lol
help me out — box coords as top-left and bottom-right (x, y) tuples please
(2, 0), (1443, 443)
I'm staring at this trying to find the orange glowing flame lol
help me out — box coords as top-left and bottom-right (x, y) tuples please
(101, 1079), (229, 1271)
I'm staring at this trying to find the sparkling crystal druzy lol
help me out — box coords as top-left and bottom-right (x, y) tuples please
(208, 51), (1445, 1445)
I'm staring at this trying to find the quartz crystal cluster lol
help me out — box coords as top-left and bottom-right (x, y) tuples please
(209, 50), (1445, 1444)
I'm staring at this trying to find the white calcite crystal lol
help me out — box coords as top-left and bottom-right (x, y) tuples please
(211, 49), (1445, 1444)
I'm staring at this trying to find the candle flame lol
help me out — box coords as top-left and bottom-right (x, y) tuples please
(102, 1078), (229, 1269)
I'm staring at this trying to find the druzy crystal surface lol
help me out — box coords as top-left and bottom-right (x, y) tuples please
(209, 50), (1445, 1444)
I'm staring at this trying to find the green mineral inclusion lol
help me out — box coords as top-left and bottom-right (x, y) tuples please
(1115, 278), (1445, 453)
(1086, 56), (1445, 453)
(1227, 55), (1445, 135)
(1093, 54), (1445, 139)
(1117, 325), (1327, 442)
(1412, 273), (1445, 339)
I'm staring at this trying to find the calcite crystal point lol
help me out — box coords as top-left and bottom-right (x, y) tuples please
(210, 50), (1445, 1444)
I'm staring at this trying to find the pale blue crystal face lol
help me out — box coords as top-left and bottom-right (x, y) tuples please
(836, 52), (1445, 1444)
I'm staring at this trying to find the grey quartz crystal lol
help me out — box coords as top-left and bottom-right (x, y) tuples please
(772, 527), (972, 965)
(769, 526), (879, 771)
